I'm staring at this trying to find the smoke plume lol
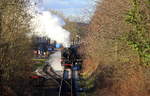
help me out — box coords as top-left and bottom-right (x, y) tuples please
(28, 2), (71, 73)
(29, 4), (70, 47)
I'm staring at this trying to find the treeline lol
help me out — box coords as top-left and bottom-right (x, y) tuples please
(64, 21), (88, 42)
(50, 10), (88, 42)
(0, 0), (33, 96)
(82, 0), (150, 96)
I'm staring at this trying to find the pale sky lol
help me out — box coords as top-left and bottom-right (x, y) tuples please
(42, 0), (97, 22)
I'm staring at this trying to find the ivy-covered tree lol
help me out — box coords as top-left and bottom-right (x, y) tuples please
(126, 0), (150, 65)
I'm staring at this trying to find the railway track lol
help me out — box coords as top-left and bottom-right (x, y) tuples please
(31, 63), (81, 96)
(59, 79), (73, 96)
(32, 64), (75, 96)
(59, 70), (73, 96)
(31, 44), (82, 96)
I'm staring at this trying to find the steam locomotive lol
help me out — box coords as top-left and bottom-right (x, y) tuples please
(61, 45), (82, 70)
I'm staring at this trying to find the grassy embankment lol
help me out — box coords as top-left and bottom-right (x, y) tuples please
(32, 59), (47, 70)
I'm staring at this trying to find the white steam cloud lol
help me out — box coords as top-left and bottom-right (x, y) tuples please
(28, 2), (69, 73)
(48, 51), (63, 71)
(29, 5), (70, 47)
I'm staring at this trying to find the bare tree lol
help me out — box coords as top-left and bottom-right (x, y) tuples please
(0, 0), (33, 95)
(82, 0), (150, 96)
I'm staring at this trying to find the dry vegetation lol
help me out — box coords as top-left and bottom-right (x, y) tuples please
(0, 0), (33, 95)
(81, 0), (150, 96)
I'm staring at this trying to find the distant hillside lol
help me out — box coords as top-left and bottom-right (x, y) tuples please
(64, 21), (89, 40)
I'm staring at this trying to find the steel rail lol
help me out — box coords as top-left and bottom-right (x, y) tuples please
(58, 78), (64, 96)
(43, 64), (72, 87)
